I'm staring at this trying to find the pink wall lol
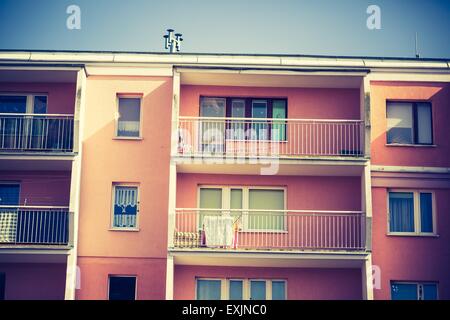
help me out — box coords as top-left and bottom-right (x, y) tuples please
(177, 173), (361, 211)
(0, 263), (66, 300)
(174, 265), (362, 300)
(370, 81), (450, 167)
(371, 187), (450, 299)
(76, 257), (166, 300)
(0, 171), (71, 206)
(0, 82), (76, 114)
(78, 76), (172, 259)
(180, 85), (360, 120)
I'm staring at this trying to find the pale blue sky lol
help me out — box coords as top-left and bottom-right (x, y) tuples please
(0, 0), (449, 58)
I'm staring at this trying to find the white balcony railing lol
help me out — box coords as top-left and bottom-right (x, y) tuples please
(0, 206), (71, 245)
(0, 113), (74, 152)
(177, 117), (364, 157)
(172, 209), (366, 251)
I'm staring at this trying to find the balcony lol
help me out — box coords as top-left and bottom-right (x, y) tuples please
(0, 206), (72, 247)
(0, 113), (74, 154)
(171, 209), (366, 252)
(177, 117), (364, 159)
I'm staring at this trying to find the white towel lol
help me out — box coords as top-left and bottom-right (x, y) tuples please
(203, 215), (234, 247)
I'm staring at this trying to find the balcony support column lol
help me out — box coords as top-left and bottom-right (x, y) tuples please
(64, 68), (86, 300)
(165, 255), (175, 300)
(362, 253), (374, 300)
(360, 76), (371, 158)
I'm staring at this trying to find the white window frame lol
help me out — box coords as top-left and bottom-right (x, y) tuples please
(387, 189), (437, 236)
(0, 93), (48, 114)
(115, 94), (143, 139)
(195, 277), (287, 300)
(197, 185), (287, 232)
(110, 183), (140, 231)
(107, 275), (137, 300)
(391, 281), (439, 300)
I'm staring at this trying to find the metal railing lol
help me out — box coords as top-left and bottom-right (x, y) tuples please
(0, 113), (74, 152)
(172, 208), (366, 251)
(0, 206), (71, 245)
(177, 117), (364, 157)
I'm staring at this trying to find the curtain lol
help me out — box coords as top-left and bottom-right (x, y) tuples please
(389, 192), (414, 232)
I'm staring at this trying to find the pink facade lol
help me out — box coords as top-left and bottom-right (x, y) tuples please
(0, 263), (66, 300)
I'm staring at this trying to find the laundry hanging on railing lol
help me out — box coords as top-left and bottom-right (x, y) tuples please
(203, 215), (234, 247)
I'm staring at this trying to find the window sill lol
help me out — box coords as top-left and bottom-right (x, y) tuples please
(113, 136), (143, 141)
(385, 144), (436, 148)
(387, 232), (439, 238)
(109, 228), (140, 232)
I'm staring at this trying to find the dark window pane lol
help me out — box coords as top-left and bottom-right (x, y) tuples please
(389, 192), (414, 232)
(196, 279), (221, 300)
(229, 280), (243, 300)
(391, 283), (418, 300)
(420, 193), (433, 233)
(272, 281), (286, 300)
(250, 280), (266, 300)
(33, 96), (47, 114)
(0, 184), (20, 205)
(417, 103), (432, 144)
(108, 276), (136, 300)
(423, 284), (438, 300)
(0, 96), (27, 113)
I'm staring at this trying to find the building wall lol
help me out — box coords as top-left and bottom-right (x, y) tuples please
(0, 82), (76, 114)
(174, 265), (362, 300)
(177, 173), (362, 211)
(180, 85), (361, 120)
(0, 263), (66, 300)
(370, 81), (450, 167)
(371, 187), (450, 300)
(0, 171), (71, 206)
(75, 76), (173, 299)
(75, 257), (166, 300)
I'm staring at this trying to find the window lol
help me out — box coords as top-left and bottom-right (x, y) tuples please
(117, 96), (141, 137)
(250, 280), (266, 300)
(391, 282), (438, 300)
(229, 280), (243, 300)
(112, 185), (139, 229)
(387, 102), (433, 145)
(196, 279), (222, 300)
(196, 278), (286, 300)
(388, 190), (435, 235)
(200, 97), (287, 142)
(108, 276), (136, 300)
(0, 94), (47, 114)
(0, 183), (20, 205)
(198, 186), (286, 232)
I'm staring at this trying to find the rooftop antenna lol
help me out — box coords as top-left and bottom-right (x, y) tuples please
(163, 28), (183, 53)
(415, 32), (420, 58)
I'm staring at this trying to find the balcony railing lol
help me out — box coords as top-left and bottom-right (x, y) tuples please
(0, 206), (71, 246)
(0, 113), (74, 153)
(172, 209), (366, 251)
(177, 117), (364, 158)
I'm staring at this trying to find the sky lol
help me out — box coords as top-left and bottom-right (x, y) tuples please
(0, 0), (449, 58)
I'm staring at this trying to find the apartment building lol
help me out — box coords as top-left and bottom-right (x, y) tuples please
(0, 51), (448, 300)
